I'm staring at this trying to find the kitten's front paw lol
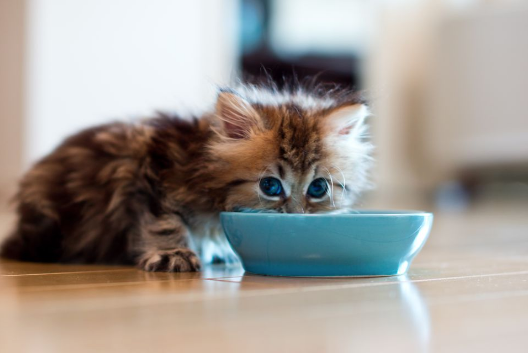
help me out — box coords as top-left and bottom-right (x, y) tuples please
(139, 249), (201, 272)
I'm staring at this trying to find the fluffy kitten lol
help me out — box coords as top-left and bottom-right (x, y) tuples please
(0, 83), (372, 272)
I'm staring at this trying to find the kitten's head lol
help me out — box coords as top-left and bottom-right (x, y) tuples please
(208, 84), (372, 213)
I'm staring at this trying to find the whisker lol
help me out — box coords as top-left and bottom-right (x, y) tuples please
(256, 168), (268, 208)
(323, 167), (336, 209)
(331, 165), (348, 205)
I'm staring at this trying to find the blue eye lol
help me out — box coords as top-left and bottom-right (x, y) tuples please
(259, 177), (283, 196)
(307, 178), (328, 198)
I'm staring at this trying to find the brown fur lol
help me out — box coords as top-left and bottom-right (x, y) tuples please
(0, 83), (372, 271)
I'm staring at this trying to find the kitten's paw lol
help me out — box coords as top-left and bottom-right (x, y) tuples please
(139, 249), (201, 272)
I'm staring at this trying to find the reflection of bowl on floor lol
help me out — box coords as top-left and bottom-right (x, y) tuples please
(221, 211), (433, 277)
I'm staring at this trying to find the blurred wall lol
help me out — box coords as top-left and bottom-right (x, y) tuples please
(25, 0), (239, 164)
(365, 0), (528, 208)
(0, 0), (25, 206)
(365, 0), (441, 208)
(0, 0), (239, 205)
(426, 6), (528, 172)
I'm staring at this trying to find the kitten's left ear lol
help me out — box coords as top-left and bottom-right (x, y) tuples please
(323, 103), (369, 137)
(215, 91), (262, 139)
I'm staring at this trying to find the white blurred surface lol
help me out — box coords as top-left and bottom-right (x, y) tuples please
(271, 0), (376, 55)
(25, 0), (238, 164)
(427, 7), (528, 170)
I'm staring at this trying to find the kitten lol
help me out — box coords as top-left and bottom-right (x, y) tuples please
(0, 83), (372, 272)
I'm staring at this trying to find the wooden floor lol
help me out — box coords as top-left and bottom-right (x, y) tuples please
(1, 202), (528, 353)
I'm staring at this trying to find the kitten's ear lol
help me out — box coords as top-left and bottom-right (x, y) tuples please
(215, 91), (262, 139)
(323, 103), (369, 137)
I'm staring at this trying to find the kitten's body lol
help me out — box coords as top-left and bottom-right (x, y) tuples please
(1, 83), (372, 271)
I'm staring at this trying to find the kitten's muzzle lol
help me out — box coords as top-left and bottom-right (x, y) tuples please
(283, 203), (306, 214)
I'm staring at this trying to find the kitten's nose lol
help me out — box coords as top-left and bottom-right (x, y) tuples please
(284, 202), (305, 214)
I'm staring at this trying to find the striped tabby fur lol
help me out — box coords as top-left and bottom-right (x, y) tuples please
(1, 82), (372, 271)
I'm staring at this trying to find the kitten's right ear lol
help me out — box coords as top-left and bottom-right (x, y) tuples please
(215, 90), (262, 139)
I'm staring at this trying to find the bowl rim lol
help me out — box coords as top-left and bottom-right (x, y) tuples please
(221, 210), (433, 218)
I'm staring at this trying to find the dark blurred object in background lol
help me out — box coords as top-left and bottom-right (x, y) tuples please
(240, 0), (361, 88)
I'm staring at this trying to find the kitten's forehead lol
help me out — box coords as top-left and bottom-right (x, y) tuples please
(273, 160), (319, 185)
(266, 104), (325, 173)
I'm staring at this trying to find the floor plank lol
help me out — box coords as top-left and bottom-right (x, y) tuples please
(1, 204), (528, 353)
(2, 272), (528, 353)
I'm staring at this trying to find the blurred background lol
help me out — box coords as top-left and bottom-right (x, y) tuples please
(1, 0), (528, 229)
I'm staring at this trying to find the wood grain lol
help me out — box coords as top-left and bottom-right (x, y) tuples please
(1, 205), (528, 353)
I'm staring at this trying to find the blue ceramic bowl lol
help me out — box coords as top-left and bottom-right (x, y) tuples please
(221, 210), (433, 277)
